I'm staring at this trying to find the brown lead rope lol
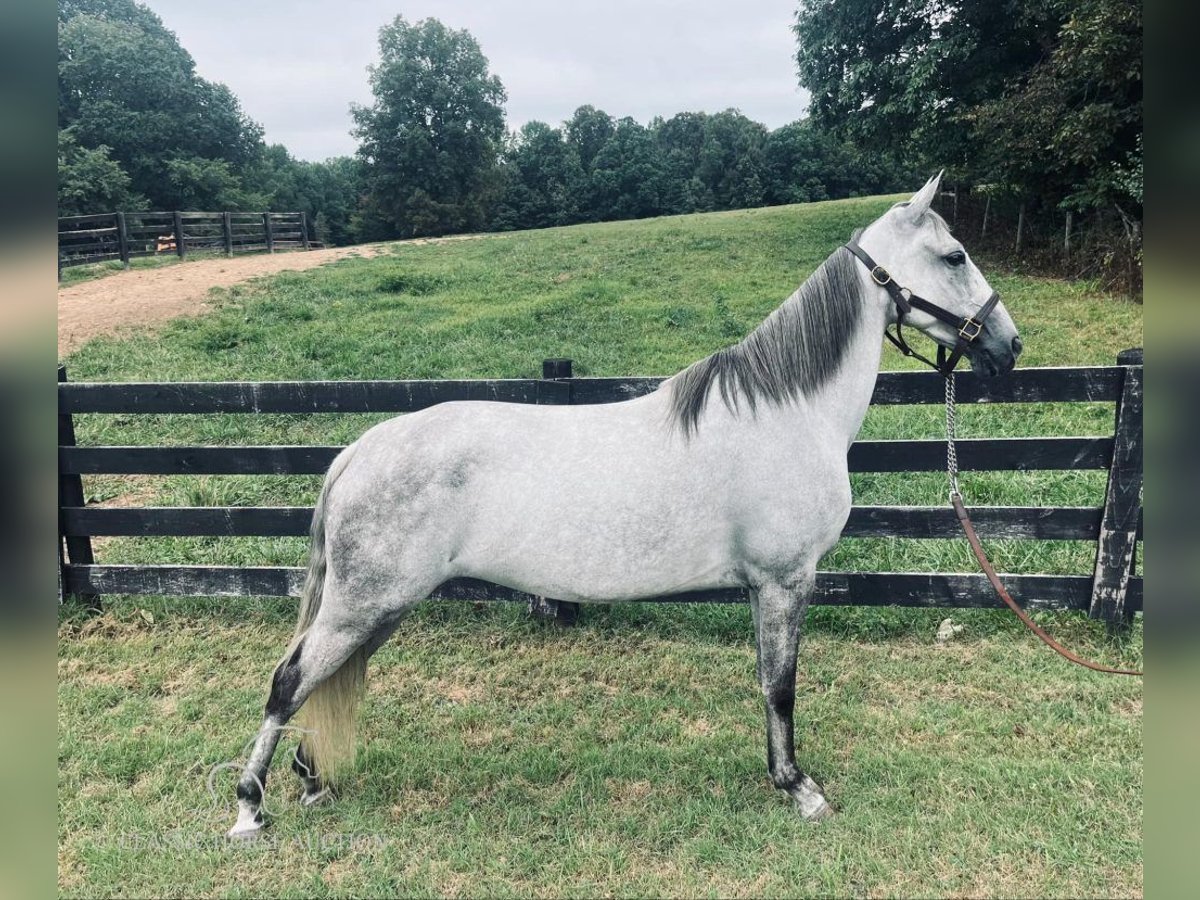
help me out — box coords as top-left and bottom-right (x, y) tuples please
(943, 374), (1142, 677)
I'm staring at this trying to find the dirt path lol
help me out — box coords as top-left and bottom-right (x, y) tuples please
(57, 244), (401, 357)
(57, 234), (488, 357)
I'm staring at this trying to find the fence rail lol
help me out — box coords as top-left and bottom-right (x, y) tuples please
(57, 353), (1143, 629)
(57, 209), (310, 275)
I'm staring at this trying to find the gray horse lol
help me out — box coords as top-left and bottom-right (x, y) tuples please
(230, 174), (1021, 837)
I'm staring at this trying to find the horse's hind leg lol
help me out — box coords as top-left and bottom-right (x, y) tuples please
(289, 621), (397, 806)
(750, 575), (833, 821)
(230, 608), (401, 837)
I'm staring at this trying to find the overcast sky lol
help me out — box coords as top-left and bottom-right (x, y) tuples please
(142, 1), (809, 162)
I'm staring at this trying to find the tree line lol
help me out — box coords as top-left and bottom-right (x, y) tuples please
(60, 0), (1140, 290)
(57, 3), (913, 245)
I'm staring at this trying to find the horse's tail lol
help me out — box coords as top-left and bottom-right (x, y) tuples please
(285, 443), (365, 786)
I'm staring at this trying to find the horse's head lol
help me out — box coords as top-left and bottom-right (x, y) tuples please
(857, 173), (1021, 376)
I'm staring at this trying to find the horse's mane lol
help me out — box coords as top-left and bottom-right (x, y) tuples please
(666, 247), (865, 435)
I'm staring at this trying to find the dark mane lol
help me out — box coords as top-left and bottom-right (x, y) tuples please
(667, 248), (865, 435)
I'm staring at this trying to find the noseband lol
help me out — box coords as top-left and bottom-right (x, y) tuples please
(843, 241), (1000, 376)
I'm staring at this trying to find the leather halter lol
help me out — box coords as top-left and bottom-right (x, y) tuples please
(843, 240), (1000, 376)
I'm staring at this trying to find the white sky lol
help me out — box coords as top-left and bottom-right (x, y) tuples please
(141, 0), (810, 162)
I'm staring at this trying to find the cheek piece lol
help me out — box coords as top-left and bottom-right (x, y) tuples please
(843, 240), (1000, 376)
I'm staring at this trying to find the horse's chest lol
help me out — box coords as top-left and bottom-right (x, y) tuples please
(732, 453), (852, 561)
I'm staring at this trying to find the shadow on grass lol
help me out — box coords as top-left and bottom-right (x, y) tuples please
(59, 591), (1141, 657)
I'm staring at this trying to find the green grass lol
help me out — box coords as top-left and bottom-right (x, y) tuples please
(59, 197), (1143, 897)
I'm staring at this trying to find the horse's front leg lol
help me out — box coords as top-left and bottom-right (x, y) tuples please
(750, 576), (833, 821)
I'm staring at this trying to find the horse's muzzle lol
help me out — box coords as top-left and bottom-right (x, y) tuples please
(970, 338), (1019, 376)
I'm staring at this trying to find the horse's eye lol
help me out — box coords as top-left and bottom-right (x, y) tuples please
(945, 251), (967, 266)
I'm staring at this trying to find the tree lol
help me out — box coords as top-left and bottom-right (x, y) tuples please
(57, 129), (146, 215)
(352, 16), (507, 238)
(762, 120), (914, 204)
(491, 122), (585, 230)
(588, 118), (667, 221)
(969, 0), (1141, 212)
(58, 0), (263, 209)
(793, 0), (1140, 216)
(565, 106), (616, 174)
(159, 156), (261, 210)
(795, 0), (1064, 181)
(653, 112), (710, 214)
(696, 110), (768, 209)
(58, 0), (365, 236)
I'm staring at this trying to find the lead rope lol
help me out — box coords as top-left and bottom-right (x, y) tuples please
(943, 372), (1142, 676)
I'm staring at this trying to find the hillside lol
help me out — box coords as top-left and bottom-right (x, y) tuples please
(65, 196), (1141, 380)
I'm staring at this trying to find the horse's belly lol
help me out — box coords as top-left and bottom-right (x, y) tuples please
(453, 468), (744, 602)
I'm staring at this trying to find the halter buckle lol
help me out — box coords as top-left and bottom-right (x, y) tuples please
(958, 318), (984, 342)
(870, 265), (892, 286)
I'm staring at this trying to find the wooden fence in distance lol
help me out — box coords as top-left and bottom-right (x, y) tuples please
(58, 210), (310, 275)
(57, 352), (1143, 630)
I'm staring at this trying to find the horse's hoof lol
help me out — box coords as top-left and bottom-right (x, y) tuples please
(793, 777), (835, 821)
(227, 808), (265, 840)
(802, 796), (835, 822)
(300, 786), (331, 807)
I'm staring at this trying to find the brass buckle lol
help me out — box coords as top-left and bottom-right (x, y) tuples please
(870, 266), (892, 286)
(959, 318), (983, 342)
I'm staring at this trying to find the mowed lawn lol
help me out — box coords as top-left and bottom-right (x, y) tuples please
(59, 197), (1143, 897)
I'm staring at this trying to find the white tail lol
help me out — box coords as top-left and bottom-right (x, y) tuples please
(285, 445), (366, 786)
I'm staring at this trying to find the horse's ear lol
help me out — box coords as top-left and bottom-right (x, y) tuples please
(903, 171), (943, 222)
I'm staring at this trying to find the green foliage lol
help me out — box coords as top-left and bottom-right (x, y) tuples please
(57, 3), (915, 241)
(588, 117), (668, 221)
(352, 16), (507, 239)
(490, 122), (586, 230)
(245, 147), (364, 246)
(57, 129), (146, 216)
(970, 0), (1142, 212)
(794, 0), (1142, 217)
(57, 0), (364, 244)
(490, 109), (916, 232)
(159, 156), (261, 211)
(58, 0), (263, 209)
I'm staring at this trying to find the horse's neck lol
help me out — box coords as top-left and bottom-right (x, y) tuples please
(708, 290), (886, 455)
(805, 295), (888, 449)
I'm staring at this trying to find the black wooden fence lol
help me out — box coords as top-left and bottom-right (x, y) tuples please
(58, 210), (310, 275)
(57, 352), (1143, 629)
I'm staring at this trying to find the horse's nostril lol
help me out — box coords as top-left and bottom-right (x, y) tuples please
(1011, 336), (1023, 357)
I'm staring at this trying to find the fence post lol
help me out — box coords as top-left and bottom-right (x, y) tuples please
(527, 358), (580, 626)
(300, 212), (311, 250)
(58, 365), (101, 613)
(1088, 348), (1143, 633)
(223, 211), (233, 257)
(263, 212), (275, 253)
(172, 211), (185, 258)
(115, 212), (130, 269)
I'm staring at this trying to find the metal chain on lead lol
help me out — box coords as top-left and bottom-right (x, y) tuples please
(944, 371), (961, 499)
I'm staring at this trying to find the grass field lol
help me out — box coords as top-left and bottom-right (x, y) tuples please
(59, 197), (1143, 897)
